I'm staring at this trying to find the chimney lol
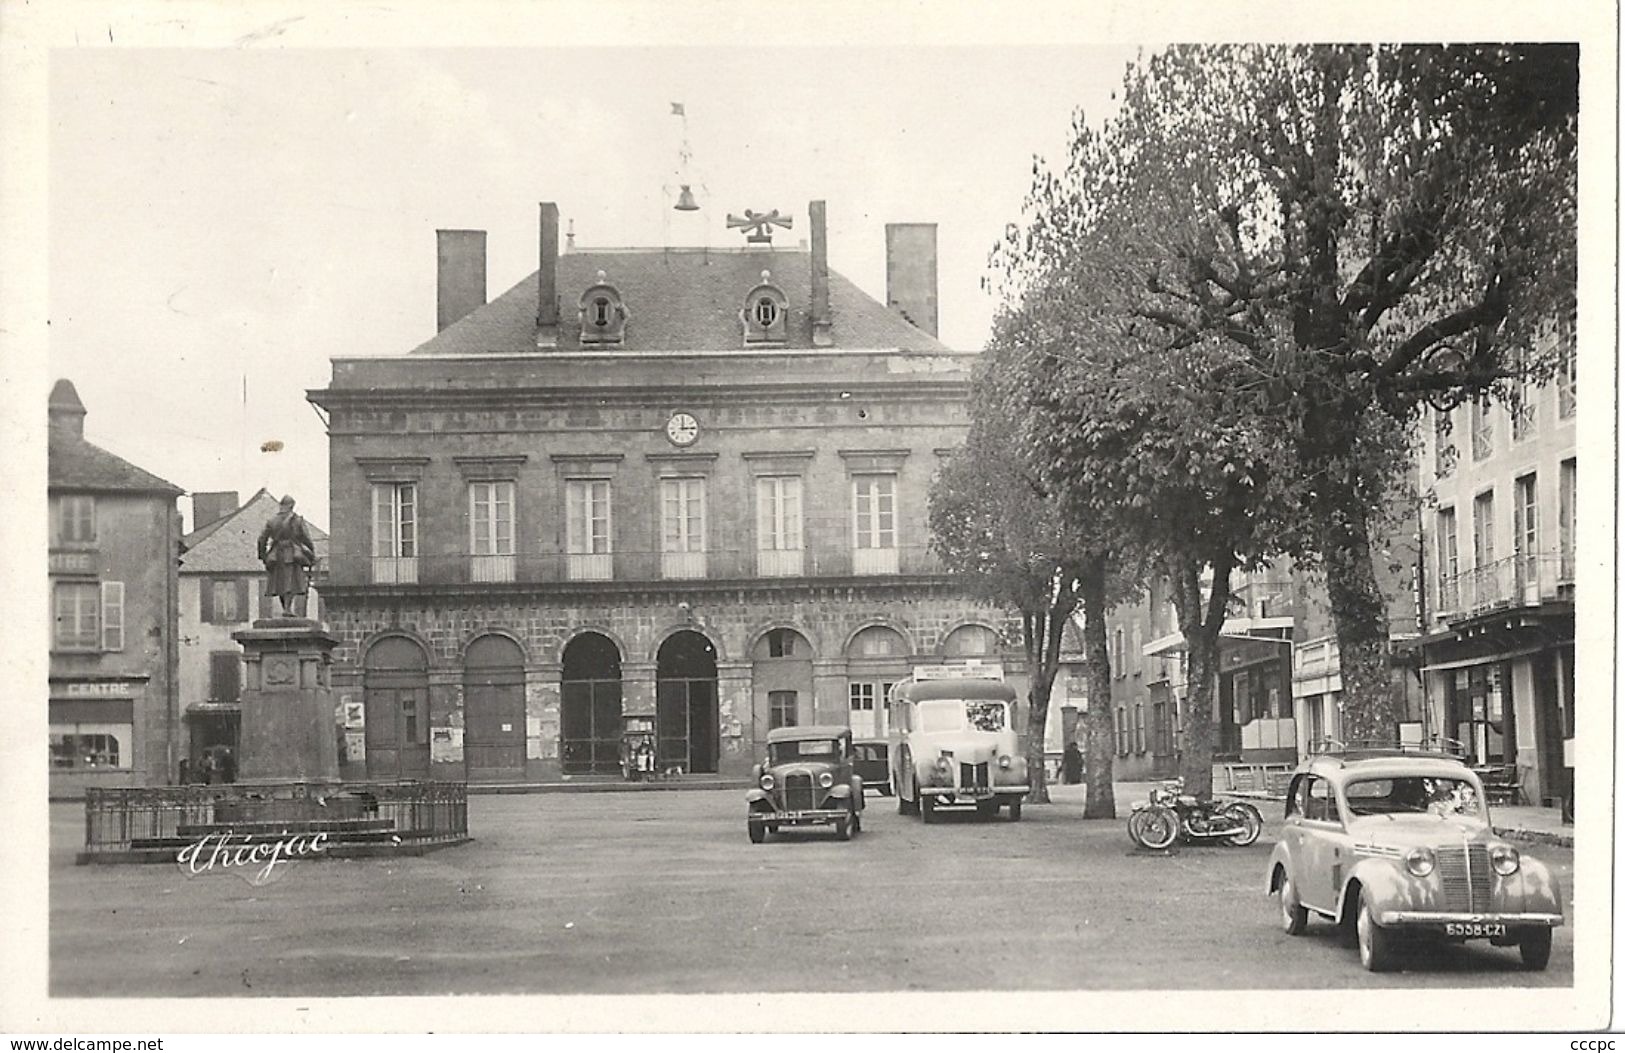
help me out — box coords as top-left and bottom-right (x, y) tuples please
(435, 229), (487, 332)
(885, 223), (938, 338)
(809, 201), (833, 347)
(192, 491), (240, 531)
(536, 202), (560, 349)
(48, 379), (87, 439)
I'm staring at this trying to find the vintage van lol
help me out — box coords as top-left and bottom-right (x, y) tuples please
(888, 669), (1029, 821)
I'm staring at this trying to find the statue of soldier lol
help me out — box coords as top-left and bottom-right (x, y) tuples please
(257, 495), (317, 618)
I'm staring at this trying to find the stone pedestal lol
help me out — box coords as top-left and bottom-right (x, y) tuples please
(233, 618), (340, 783)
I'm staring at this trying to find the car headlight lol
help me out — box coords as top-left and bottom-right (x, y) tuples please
(759, 773), (775, 791)
(818, 771), (834, 789)
(936, 756), (952, 774)
(1405, 847), (1436, 877)
(1490, 844), (1520, 876)
(998, 755), (1012, 769)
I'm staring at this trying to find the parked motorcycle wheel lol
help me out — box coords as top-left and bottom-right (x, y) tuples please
(1133, 805), (1179, 850)
(1222, 803), (1263, 846)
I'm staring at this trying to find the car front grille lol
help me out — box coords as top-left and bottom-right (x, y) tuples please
(1436, 844), (1494, 911)
(783, 773), (816, 812)
(959, 762), (989, 790)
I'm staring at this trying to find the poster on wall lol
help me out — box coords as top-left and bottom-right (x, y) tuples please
(430, 726), (464, 764)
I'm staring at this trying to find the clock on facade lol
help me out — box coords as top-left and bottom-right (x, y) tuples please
(664, 412), (700, 447)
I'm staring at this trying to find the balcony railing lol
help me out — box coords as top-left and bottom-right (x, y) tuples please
(852, 547), (900, 576)
(756, 548), (805, 577)
(660, 551), (707, 580)
(469, 554), (515, 583)
(327, 544), (945, 587)
(1436, 553), (1573, 620)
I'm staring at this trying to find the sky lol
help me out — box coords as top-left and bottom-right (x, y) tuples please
(45, 43), (1142, 531)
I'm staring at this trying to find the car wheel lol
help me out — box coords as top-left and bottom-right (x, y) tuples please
(1356, 894), (1396, 972)
(1279, 874), (1308, 935)
(882, 782), (893, 797)
(921, 793), (937, 824)
(1136, 805), (1178, 850)
(1223, 803), (1262, 847)
(975, 800), (999, 819)
(1007, 800), (1022, 822)
(1519, 927), (1553, 971)
(835, 816), (851, 841)
(748, 821), (765, 844)
(900, 778), (919, 815)
(767, 824), (779, 834)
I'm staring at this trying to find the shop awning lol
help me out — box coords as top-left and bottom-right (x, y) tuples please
(1142, 617), (1295, 658)
(1420, 645), (1545, 672)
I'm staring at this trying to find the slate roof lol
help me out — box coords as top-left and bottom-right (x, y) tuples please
(48, 424), (184, 495)
(409, 248), (952, 355)
(181, 488), (329, 574)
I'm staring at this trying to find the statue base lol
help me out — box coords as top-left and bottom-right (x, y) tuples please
(232, 621), (340, 783)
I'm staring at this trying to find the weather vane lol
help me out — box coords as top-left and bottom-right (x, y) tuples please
(726, 208), (793, 245)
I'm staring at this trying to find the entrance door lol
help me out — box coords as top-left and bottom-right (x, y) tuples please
(656, 630), (718, 774)
(464, 635), (526, 782)
(561, 632), (623, 775)
(363, 636), (430, 780)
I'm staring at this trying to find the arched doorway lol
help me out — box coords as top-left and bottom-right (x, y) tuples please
(656, 630), (718, 774)
(561, 632), (623, 775)
(363, 636), (430, 780)
(464, 634), (526, 782)
(752, 627), (814, 732)
(847, 625), (911, 738)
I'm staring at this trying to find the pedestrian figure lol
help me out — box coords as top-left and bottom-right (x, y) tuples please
(201, 750), (218, 785)
(219, 746), (238, 784)
(257, 495), (317, 618)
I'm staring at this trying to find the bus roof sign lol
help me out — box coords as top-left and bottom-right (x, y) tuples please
(911, 661), (1004, 682)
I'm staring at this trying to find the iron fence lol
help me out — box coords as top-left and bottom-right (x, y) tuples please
(82, 780), (468, 857)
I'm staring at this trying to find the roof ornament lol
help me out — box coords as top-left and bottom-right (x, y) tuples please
(727, 209), (793, 245)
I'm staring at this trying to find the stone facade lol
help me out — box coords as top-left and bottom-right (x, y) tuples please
(310, 200), (1028, 783)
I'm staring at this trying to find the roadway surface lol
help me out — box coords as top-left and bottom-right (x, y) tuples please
(48, 789), (1574, 997)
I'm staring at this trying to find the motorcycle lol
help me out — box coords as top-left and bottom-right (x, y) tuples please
(1127, 778), (1263, 849)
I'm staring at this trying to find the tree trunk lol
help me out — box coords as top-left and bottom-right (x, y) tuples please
(1319, 486), (1402, 744)
(1079, 559), (1118, 819)
(1171, 552), (1233, 800)
(1022, 600), (1071, 805)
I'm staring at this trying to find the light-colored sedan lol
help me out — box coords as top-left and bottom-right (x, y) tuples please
(1265, 748), (1563, 972)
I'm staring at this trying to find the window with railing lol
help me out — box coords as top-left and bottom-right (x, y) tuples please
(469, 481), (515, 582)
(1513, 474), (1538, 592)
(852, 474), (898, 575)
(755, 475), (803, 577)
(566, 479), (613, 581)
(660, 477), (706, 579)
(372, 482), (418, 584)
(1559, 458), (1575, 583)
(1470, 398), (1493, 461)
(1436, 508), (1459, 614)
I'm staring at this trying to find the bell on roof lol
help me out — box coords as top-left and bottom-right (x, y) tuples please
(674, 185), (700, 212)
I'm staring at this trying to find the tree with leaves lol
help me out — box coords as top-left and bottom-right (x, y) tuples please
(929, 337), (1083, 807)
(995, 44), (1576, 746)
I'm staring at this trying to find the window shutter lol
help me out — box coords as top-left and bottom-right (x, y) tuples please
(210, 651), (242, 703)
(200, 578), (215, 623)
(100, 581), (124, 651)
(236, 578), (250, 622)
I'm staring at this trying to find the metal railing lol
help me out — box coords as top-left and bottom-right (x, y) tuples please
(82, 781), (468, 857)
(1436, 553), (1574, 619)
(323, 544), (948, 587)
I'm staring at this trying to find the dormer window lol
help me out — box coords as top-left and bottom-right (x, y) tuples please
(741, 271), (788, 345)
(578, 271), (628, 345)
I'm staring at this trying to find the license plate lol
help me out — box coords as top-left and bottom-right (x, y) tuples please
(1444, 922), (1506, 938)
(955, 789), (992, 800)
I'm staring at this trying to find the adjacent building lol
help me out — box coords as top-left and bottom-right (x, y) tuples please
(48, 380), (185, 793)
(308, 200), (1024, 783)
(1412, 337), (1577, 808)
(177, 488), (328, 776)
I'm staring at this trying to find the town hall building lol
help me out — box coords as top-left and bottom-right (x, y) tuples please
(308, 200), (1024, 782)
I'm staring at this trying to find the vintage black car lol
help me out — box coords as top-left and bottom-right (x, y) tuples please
(853, 738), (893, 796)
(746, 726), (866, 842)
